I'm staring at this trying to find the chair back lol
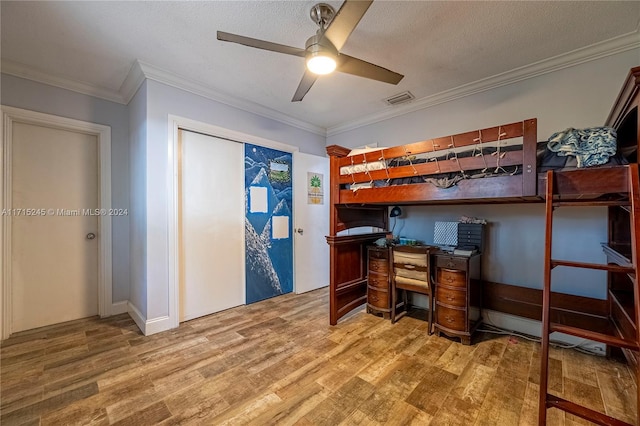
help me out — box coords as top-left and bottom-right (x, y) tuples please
(391, 245), (435, 293)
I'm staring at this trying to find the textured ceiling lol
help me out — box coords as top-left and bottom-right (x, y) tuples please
(1, 1), (639, 132)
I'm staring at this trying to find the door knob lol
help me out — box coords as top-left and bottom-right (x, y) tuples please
(296, 228), (304, 235)
(86, 233), (96, 240)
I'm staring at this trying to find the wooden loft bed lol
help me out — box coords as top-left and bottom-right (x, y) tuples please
(325, 65), (640, 327)
(325, 118), (540, 325)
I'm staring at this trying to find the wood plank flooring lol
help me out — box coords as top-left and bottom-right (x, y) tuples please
(1, 287), (637, 425)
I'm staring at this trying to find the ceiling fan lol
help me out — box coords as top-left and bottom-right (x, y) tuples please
(217, 0), (404, 102)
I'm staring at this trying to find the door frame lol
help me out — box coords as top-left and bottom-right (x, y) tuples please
(1, 106), (112, 339)
(167, 115), (298, 328)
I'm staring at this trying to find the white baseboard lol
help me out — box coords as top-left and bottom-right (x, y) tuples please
(126, 301), (172, 336)
(144, 315), (172, 336)
(111, 301), (129, 315)
(482, 309), (606, 355)
(127, 302), (146, 334)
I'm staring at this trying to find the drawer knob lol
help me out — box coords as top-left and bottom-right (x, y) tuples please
(446, 262), (455, 268)
(445, 277), (454, 283)
(370, 294), (378, 302)
(446, 295), (454, 301)
(445, 316), (455, 323)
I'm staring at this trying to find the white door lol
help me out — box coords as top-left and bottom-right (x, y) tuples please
(293, 152), (329, 293)
(11, 122), (99, 332)
(179, 130), (244, 322)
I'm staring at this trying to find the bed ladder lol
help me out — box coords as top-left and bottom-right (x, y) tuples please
(539, 165), (640, 426)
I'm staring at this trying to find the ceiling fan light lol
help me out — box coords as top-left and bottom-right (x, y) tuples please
(306, 54), (337, 75)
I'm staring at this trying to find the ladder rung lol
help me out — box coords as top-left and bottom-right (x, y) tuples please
(546, 394), (633, 426)
(551, 259), (635, 274)
(552, 200), (630, 208)
(549, 323), (640, 350)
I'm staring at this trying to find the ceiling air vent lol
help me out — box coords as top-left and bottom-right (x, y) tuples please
(384, 91), (415, 106)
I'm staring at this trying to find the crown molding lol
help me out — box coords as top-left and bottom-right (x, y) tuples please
(1, 58), (325, 136)
(326, 29), (640, 137)
(1, 60), (126, 104)
(128, 60), (326, 136)
(119, 60), (146, 104)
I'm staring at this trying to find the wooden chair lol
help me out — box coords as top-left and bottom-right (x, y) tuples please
(391, 245), (435, 333)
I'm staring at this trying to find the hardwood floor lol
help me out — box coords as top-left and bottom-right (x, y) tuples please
(1, 287), (637, 425)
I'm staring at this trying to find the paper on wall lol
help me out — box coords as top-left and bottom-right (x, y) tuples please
(272, 215), (289, 239)
(249, 186), (268, 213)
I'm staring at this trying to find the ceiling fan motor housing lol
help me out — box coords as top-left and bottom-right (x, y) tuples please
(305, 33), (338, 57)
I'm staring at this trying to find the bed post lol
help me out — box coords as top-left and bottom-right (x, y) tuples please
(326, 145), (351, 325)
(326, 146), (351, 237)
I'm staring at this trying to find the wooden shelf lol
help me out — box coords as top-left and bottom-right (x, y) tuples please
(611, 289), (636, 325)
(602, 243), (633, 268)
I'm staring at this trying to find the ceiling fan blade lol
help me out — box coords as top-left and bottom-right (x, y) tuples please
(292, 70), (318, 102)
(337, 54), (404, 84)
(322, 0), (373, 51)
(217, 31), (305, 57)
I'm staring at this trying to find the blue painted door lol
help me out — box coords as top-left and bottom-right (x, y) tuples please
(244, 144), (293, 304)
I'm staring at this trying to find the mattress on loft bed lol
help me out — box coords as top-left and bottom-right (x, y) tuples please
(343, 137), (532, 190)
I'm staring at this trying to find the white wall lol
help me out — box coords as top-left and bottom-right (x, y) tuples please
(141, 79), (326, 323)
(128, 80), (147, 317)
(0, 74), (131, 304)
(327, 49), (640, 300)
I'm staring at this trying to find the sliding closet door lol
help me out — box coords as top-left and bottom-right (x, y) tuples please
(179, 130), (244, 322)
(244, 144), (293, 303)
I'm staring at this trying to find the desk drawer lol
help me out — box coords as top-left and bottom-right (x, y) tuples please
(369, 258), (388, 274)
(436, 304), (466, 331)
(369, 248), (389, 260)
(437, 268), (466, 288)
(435, 255), (467, 271)
(437, 286), (466, 308)
(367, 286), (389, 309)
(368, 272), (388, 289)
(369, 259), (389, 274)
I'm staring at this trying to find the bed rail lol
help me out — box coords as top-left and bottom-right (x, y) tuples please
(327, 118), (538, 205)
